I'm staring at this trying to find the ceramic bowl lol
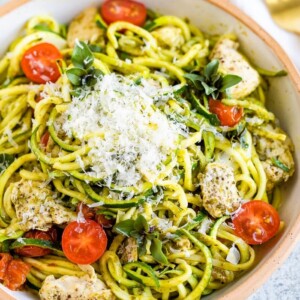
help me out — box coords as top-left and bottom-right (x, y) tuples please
(0, 0), (299, 299)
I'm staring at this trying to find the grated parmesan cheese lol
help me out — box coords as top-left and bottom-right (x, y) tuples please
(62, 74), (183, 186)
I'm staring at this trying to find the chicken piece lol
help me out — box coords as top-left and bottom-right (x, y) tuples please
(10, 179), (76, 231)
(199, 163), (241, 218)
(210, 38), (260, 99)
(253, 124), (294, 192)
(39, 265), (115, 300)
(119, 237), (138, 263)
(151, 26), (185, 50)
(67, 7), (104, 48)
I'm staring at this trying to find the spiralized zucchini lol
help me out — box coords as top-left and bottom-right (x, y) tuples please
(0, 5), (294, 300)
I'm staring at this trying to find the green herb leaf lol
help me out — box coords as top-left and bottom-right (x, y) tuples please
(150, 238), (168, 265)
(134, 215), (149, 233)
(113, 220), (135, 237)
(271, 158), (290, 172)
(138, 239), (148, 256)
(66, 68), (86, 86)
(83, 68), (103, 87)
(88, 44), (103, 53)
(220, 74), (242, 92)
(184, 73), (204, 90)
(0, 154), (15, 172)
(72, 41), (94, 69)
(201, 81), (218, 96)
(203, 59), (219, 80)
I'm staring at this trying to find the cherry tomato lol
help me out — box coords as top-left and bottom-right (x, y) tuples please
(95, 213), (114, 228)
(76, 203), (95, 219)
(209, 99), (243, 127)
(101, 0), (147, 26)
(0, 253), (13, 280)
(40, 131), (50, 148)
(232, 200), (280, 245)
(21, 42), (62, 84)
(14, 229), (55, 257)
(4, 260), (30, 290)
(62, 220), (107, 264)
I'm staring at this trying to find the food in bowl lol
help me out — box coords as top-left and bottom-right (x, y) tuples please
(0, 0), (295, 298)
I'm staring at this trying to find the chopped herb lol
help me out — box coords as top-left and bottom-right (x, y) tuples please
(272, 158), (290, 172)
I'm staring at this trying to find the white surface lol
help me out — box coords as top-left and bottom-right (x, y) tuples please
(0, 0), (299, 299)
(229, 1), (300, 299)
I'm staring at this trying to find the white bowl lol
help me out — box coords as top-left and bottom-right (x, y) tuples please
(0, 0), (299, 299)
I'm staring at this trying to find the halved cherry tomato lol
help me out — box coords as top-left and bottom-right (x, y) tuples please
(95, 213), (114, 228)
(21, 42), (62, 84)
(14, 229), (56, 257)
(209, 99), (243, 127)
(0, 253), (13, 280)
(4, 260), (30, 290)
(101, 0), (147, 26)
(76, 203), (95, 219)
(232, 200), (280, 245)
(40, 131), (50, 148)
(62, 220), (107, 264)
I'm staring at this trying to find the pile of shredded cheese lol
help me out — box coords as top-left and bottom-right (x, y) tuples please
(62, 74), (184, 186)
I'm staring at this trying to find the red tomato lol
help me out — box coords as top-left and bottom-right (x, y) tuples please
(0, 253), (13, 280)
(62, 220), (107, 264)
(101, 0), (147, 26)
(21, 42), (62, 84)
(76, 203), (95, 219)
(95, 213), (114, 228)
(209, 99), (243, 127)
(40, 131), (50, 148)
(232, 200), (280, 245)
(4, 260), (30, 290)
(14, 229), (56, 257)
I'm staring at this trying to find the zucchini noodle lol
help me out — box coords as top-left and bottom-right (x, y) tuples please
(0, 4), (295, 300)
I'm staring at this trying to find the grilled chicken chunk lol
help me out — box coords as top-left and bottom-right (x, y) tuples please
(199, 163), (241, 218)
(211, 38), (260, 99)
(67, 7), (104, 48)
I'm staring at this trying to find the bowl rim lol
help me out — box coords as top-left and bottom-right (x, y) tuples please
(0, 0), (299, 299)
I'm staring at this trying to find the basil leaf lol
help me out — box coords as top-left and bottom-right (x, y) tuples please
(220, 74), (242, 92)
(184, 73), (204, 90)
(0, 154), (15, 172)
(66, 68), (86, 86)
(134, 215), (149, 233)
(150, 238), (168, 265)
(113, 220), (135, 237)
(204, 59), (219, 80)
(201, 81), (218, 96)
(138, 239), (147, 256)
(271, 158), (290, 172)
(88, 44), (103, 53)
(72, 41), (94, 69)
